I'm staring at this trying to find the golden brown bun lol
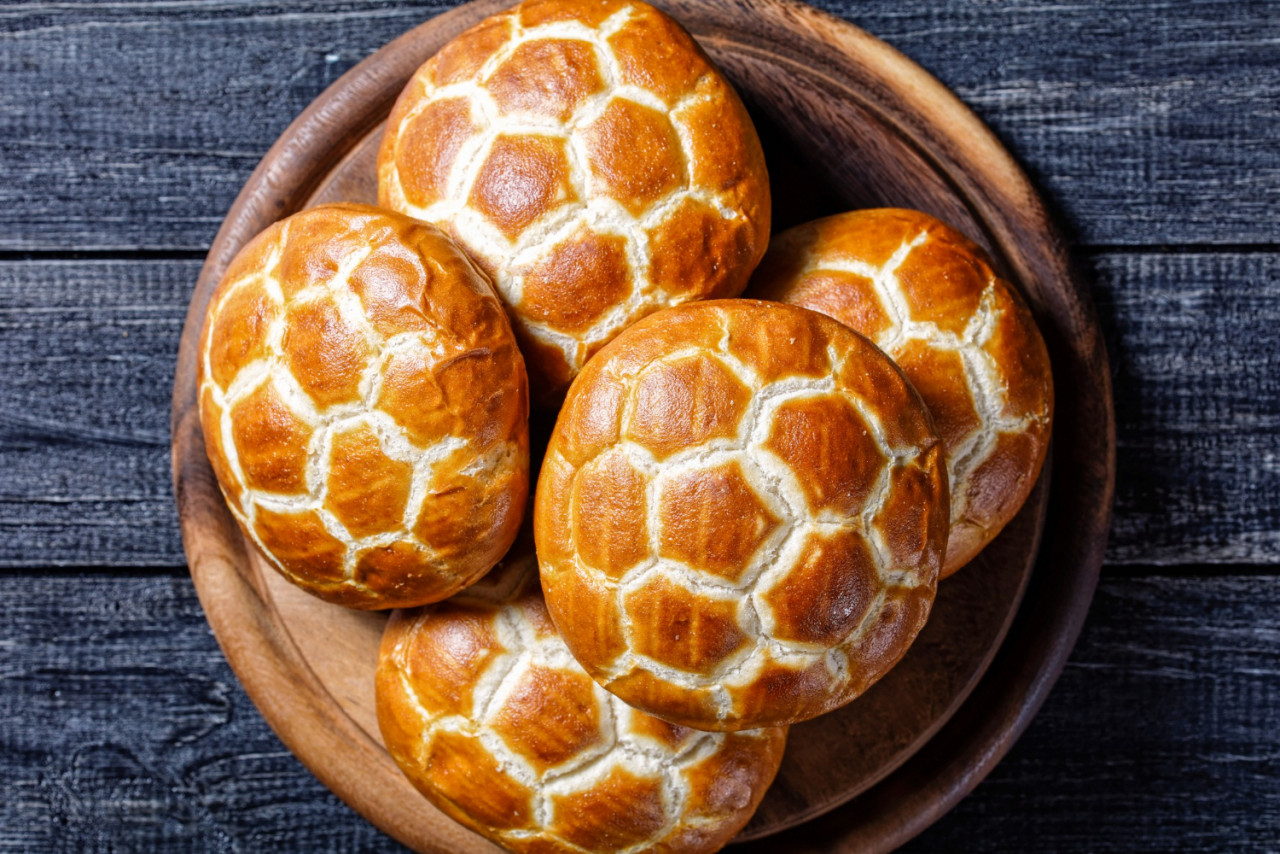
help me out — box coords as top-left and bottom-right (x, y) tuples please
(748, 209), (1054, 577)
(197, 203), (529, 609)
(534, 299), (948, 730)
(377, 0), (771, 406)
(377, 544), (787, 853)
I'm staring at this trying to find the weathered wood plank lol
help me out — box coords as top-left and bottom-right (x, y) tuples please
(1099, 249), (1280, 563)
(0, 1), (444, 253)
(0, 572), (400, 852)
(862, 0), (1280, 250)
(0, 572), (1275, 850)
(0, 259), (191, 567)
(907, 574), (1280, 851)
(0, 0), (1276, 250)
(3, 253), (1275, 566)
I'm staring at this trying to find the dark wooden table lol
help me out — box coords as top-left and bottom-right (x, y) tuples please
(2, 0), (1277, 850)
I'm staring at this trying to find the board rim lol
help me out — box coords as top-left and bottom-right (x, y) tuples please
(170, 0), (1114, 850)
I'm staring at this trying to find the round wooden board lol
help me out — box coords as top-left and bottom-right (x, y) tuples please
(171, 0), (1114, 850)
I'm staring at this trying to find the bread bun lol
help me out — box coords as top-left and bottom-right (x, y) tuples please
(534, 300), (948, 730)
(378, 0), (770, 404)
(749, 209), (1053, 577)
(377, 544), (787, 853)
(197, 203), (529, 608)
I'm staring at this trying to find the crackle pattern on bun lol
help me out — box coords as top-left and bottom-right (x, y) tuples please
(534, 300), (948, 730)
(749, 209), (1053, 577)
(377, 545), (787, 853)
(197, 203), (529, 609)
(378, 0), (770, 404)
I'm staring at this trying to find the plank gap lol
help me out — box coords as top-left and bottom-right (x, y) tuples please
(1101, 562), (1280, 579)
(0, 249), (209, 262)
(1080, 243), (1280, 257)
(0, 565), (191, 577)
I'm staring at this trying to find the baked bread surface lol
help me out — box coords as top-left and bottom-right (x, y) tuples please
(377, 546), (787, 853)
(534, 299), (948, 730)
(198, 203), (529, 609)
(749, 209), (1053, 577)
(378, 0), (771, 404)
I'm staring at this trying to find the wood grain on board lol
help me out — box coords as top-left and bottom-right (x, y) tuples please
(166, 0), (1112, 849)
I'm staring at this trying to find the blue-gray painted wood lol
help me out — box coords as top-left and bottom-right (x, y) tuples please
(0, 573), (1275, 851)
(905, 573), (1280, 852)
(0, 0), (1276, 250)
(2, 0), (1278, 849)
(0, 573), (402, 852)
(3, 253), (1276, 566)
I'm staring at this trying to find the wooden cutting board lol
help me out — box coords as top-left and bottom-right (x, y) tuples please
(171, 0), (1114, 850)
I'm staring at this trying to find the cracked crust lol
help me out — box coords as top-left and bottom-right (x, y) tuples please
(197, 203), (530, 608)
(377, 0), (770, 406)
(534, 299), (949, 731)
(376, 547), (787, 853)
(748, 209), (1054, 577)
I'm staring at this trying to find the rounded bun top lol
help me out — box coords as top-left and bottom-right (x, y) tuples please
(376, 544), (787, 853)
(749, 208), (1053, 577)
(534, 299), (948, 730)
(198, 203), (529, 609)
(378, 0), (771, 404)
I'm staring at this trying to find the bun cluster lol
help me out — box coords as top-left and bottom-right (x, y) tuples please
(197, 1), (1054, 850)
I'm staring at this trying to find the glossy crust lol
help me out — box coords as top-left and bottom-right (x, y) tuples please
(197, 203), (529, 608)
(376, 546), (787, 853)
(748, 209), (1053, 577)
(378, 0), (771, 405)
(534, 300), (948, 730)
